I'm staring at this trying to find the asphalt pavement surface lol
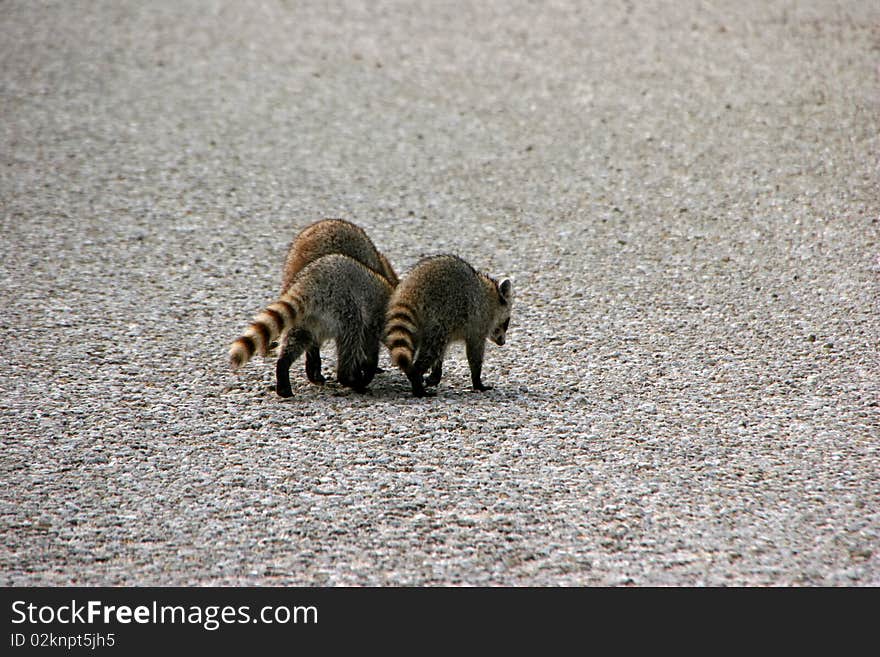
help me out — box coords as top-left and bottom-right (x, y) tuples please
(2, 1), (878, 585)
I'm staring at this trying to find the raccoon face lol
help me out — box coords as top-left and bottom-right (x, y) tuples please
(490, 316), (510, 346)
(490, 278), (513, 346)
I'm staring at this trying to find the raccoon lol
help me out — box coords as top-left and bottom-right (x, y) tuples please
(384, 254), (512, 397)
(230, 254), (393, 397)
(279, 218), (398, 384)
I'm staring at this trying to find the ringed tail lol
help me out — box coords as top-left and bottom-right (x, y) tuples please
(385, 303), (418, 371)
(229, 294), (305, 370)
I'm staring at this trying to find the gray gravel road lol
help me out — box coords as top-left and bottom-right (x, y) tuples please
(2, 1), (878, 586)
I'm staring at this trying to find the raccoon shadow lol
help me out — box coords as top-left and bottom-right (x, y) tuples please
(249, 359), (552, 405)
(357, 372), (552, 405)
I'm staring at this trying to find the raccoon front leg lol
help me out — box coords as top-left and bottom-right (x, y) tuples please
(357, 340), (381, 388)
(336, 341), (370, 393)
(344, 340), (380, 392)
(465, 339), (492, 392)
(276, 333), (309, 398)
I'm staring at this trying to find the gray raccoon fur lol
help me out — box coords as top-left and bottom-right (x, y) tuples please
(230, 254), (393, 397)
(278, 218), (398, 384)
(384, 254), (512, 397)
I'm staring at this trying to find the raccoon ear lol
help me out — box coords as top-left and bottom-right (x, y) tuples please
(497, 278), (512, 304)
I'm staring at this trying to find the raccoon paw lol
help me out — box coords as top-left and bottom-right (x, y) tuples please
(471, 383), (494, 392)
(276, 385), (294, 398)
(347, 375), (370, 394)
(305, 360), (325, 384)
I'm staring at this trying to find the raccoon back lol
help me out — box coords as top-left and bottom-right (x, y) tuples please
(281, 219), (399, 292)
(384, 255), (501, 369)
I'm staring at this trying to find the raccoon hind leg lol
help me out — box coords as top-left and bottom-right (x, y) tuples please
(424, 361), (443, 388)
(409, 331), (445, 397)
(299, 331), (325, 385)
(276, 332), (309, 398)
(405, 368), (431, 397)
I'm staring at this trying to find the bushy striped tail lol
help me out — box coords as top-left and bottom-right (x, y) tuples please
(384, 303), (418, 372)
(229, 294), (305, 370)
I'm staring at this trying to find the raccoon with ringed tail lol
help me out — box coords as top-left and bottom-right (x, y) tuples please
(384, 254), (513, 397)
(278, 218), (398, 385)
(230, 253), (393, 397)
